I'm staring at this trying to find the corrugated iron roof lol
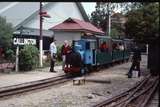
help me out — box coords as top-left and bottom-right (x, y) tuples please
(13, 27), (54, 37)
(0, 2), (89, 30)
(0, 2), (39, 27)
(49, 18), (104, 35)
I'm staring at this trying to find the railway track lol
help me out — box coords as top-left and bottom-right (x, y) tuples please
(0, 61), (127, 100)
(0, 74), (71, 99)
(146, 87), (159, 107)
(92, 75), (159, 107)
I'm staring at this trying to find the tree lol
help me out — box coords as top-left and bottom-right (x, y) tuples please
(0, 16), (14, 58)
(110, 28), (120, 38)
(125, 3), (159, 43)
(90, 2), (134, 37)
(111, 21), (125, 39)
(125, 2), (159, 76)
(90, 2), (119, 33)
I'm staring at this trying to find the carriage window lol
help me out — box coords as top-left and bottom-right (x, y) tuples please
(100, 41), (109, 52)
(90, 42), (96, 49)
(112, 43), (118, 50)
(74, 41), (78, 46)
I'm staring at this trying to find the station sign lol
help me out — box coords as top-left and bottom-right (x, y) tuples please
(13, 38), (36, 45)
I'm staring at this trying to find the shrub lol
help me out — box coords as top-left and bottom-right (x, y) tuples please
(57, 45), (62, 61)
(5, 48), (15, 62)
(19, 45), (39, 71)
(0, 16), (13, 50)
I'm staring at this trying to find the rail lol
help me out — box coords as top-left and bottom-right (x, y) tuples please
(92, 75), (158, 107)
(0, 74), (70, 99)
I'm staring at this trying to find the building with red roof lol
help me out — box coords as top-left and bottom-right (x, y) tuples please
(49, 17), (104, 45)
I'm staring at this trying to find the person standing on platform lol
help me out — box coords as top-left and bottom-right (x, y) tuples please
(61, 40), (72, 70)
(49, 37), (57, 72)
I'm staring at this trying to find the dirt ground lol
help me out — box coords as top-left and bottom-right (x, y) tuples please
(0, 55), (148, 107)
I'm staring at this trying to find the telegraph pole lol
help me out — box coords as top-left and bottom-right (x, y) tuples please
(39, 2), (51, 67)
(108, 3), (111, 37)
(106, 3), (111, 37)
(15, 43), (19, 72)
(108, 12), (111, 37)
(39, 2), (43, 67)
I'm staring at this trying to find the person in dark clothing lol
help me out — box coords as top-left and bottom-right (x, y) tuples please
(61, 40), (72, 70)
(128, 45), (141, 78)
(100, 41), (108, 52)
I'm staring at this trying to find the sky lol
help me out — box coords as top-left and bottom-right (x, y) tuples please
(81, 2), (96, 16)
(82, 2), (122, 16)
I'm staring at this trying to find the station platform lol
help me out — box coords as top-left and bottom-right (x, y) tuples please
(0, 66), (64, 88)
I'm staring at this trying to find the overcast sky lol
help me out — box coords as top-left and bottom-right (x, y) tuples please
(82, 2), (96, 16)
(82, 2), (122, 16)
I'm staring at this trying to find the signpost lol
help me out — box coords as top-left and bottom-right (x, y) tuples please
(13, 38), (36, 45)
(14, 37), (36, 72)
(14, 26), (23, 72)
(13, 26), (36, 72)
(15, 44), (19, 72)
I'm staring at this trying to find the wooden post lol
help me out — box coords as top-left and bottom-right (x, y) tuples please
(39, 2), (43, 67)
(15, 45), (19, 72)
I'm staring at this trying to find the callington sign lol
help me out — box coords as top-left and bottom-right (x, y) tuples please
(13, 38), (36, 45)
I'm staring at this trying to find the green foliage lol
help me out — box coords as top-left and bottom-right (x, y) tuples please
(0, 16), (15, 60)
(110, 28), (120, 39)
(0, 16), (14, 50)
(90, 3), (118, 32)
(90, 3), (107, 32)
(90, 2), (132, 34)
(19, 45), (39, 71)
(5, 48), (15, 61)
(125, 3), (159, 43)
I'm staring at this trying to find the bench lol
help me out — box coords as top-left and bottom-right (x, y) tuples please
(73, 77), (85, 85)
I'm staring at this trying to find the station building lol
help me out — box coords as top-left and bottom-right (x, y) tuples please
(0, 2), (91, 51)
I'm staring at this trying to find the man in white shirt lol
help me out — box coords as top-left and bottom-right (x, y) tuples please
(49, 37), (57, 72)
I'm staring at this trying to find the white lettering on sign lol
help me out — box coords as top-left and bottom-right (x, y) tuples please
(13, 38), (36, 45)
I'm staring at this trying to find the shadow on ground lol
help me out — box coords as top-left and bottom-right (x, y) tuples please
(85, 79), (111, 84)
